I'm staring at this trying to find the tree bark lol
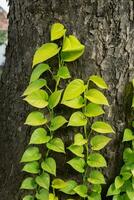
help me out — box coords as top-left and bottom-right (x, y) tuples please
(0, 0), (134, 199)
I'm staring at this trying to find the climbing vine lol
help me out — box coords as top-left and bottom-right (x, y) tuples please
(20, 23), (115, 200)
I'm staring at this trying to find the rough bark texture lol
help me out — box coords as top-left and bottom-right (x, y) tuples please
(0, 0), (134, 199)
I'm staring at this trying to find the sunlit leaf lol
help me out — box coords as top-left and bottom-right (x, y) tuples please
(67, 145), (84, 157)
(20, 177), (37, 190)
(49, 193), (59, 200)
(60, 180), (77, 195)
(50, 115), (67, 131)
(52, 179), (66, 189)
(73, 185), (88, 198)
(88, 170), (106, 184)
(29, 128), (50, 144)
(51, 23), (66, 41)
(62, 96), (85, 109)
(41, 157), (56, 176)
(87, 153), (107, 168)
(115, 176), (124, 189)
(123, 128), (134, 142)
(48, 90), (63, 109)
(36, 188), (49, 200)
(89, 75), (108, 89)
(22, 161), (40, 174)
(84, 103), (104, 117)
(74, 133), (87, 146)
(90, 135), (111, 150)
(67, 157), (85, 173)
(57, 66), (71, 79)
(25, 111), (47, 126)
(107, 183), (121, 196)
(68, 112), (87, 126)
(21, 147), (41, 163)
(46, 138), (65, 153)
(35, 172), (50, 190)
(91, 121), (115, 134)
(88, 192), (101, 200)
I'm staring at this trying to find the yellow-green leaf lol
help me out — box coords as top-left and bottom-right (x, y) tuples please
(67, 145), (84, 157)
(35, 173), (50, 190)
(84, 103), (104, 117)
(50, 115), (67, 131)
(68, 112), (87, 127)
(52, 179), (66, 189)
(73, 185), (88, 198)
(115, 176), (124, 189)
(36, 188), (49, 200)
(51, 23), (66, 41)
(20, 147), (41, 163)
(88, 170), (106, 184)
(90, 135), (111, 150)
(87, 153), (107, 168)
(23, 195), (34, 200)
(46, 138), (65, 153)
(57, 66), (71, 79)
(91, 121), (115, 134)
(89, 75), (108, 89)
(61, 96), (85, 109)
(60, 180), (77, 195)
(29, 128), (50, 144)
(48, 90), (63, 109)
(74, 133), (87, 146)
(20, 177), (37, 190)
(123, 128), (134, 142)
(22, 161), (40, 174)
(25, 111), (47, 126)
(41, 157), (56, 176)
(67, 157), (85, 173)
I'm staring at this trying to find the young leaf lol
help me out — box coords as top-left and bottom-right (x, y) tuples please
(22, 161), (40, 174)
(73, 185), (88, 198)
(29, 128), (50, 144)
(123, 128), (134, 142)
(61, 35), (85, 62)
(91, 121), (115, 134)
(41, 157), (56, 176)
(89, 75), (108, 89)
(60, 180), (78, 195)
(35, 172), (50, 190)
(25, 111), (47, 126)
(24, 90), (48, 108)
(32, 43), (60, 67)
(22, 79), (47, 96)
(57, 66), (71, 79)
(67, 145), (84, 157)
(87, 153), (107, 168)
(51, 23), (66, 41)
(88, 170), (106, 184)
(46, 138), (65, 153)
(68, 112), (87, 126)
(30, 63), (50, 83)
(84, 103), (104, 117)
(85, 89), (109, 106)
(48, 90), (63, 109)
(90, 135), (111, 150)
(61, 96), (85, 109)
(20, 177), (37, 190)
(50, 115), (67, 131)
(115, 176), (124, 189)
(67, 157), (85, 173)
(23, 195), (34, 200)
(74, 133), (87, 146)
(107, 183), (121, 196)
(62, 79), (85, 101)
(36, 188), (49, 200)
(21, 147), (41, 162)
(52, 179), (66, 189)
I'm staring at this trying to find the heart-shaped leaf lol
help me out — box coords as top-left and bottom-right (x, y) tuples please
(60, 180), (78, 195)
(30, 63), (50, 83)
(51, 23), (66, 41)
(62, 96), (85, 109)
(115, 176), (124, 189)
(22, 161), (40, 174)
(123, 128), (134, 142)
(88, 192), (101, 200)
(46, 138), (65, 153)
(87, 153), (107, 168)
(90, 135), (111, 150)
(84, 103), (104, 117)
(57, 66), (71, 79)
(73, 185), (88, 198)
(20, 177), (37, 190)
(21, 147), (41, 162)
(35, 172), (50, 190)
(88, 170), (106, 184)
(23, 195), (34, 200)
(24, 89), (48, 108)
(52, 179), (66, 189)
(107, 183), (121, 196)
(74, 133), (87, 146)
(41, 157), (56, 176)
(25, 111), (47, 126)
(32, 43), (60, 67)
(67, 145), (84, 157)
(89, 75), (108, 89)
(49, 193), (58, 200)
(50, 115), (67, 131)
(48, 90), (63, 109)
(36, 188), (49, 200)
(123, 148), (134, 164)
(29, 128), (50, 144)
(91, 121), (115, 134)
(68, 112), (87, 127)
(62, 79), (85, 101)
(85, 89), (109, 106)
(67, 157), (85, 173)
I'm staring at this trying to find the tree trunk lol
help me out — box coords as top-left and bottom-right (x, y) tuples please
(0, 0), (134, 199)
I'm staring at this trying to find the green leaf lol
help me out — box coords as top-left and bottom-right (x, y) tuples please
(67, 157), (85, 173)
(74, 133), (87, 146)
(41, 157), (56, 176)
(22, 79), (47, 96)
(29, 128), (50, 144)
(25, 111), (47, 126)
(32, 43), (60, 67)
(132, 96), (134, 108)
(61, 35), (85, 62)
(85, 89), (109, 106)
(23, 195), (34, 200)
(123, 128), (134, 142)
(46, 138), (65, 153)
(24, 89), (48, 108)
(67, 145), (84, 157)
(52, 179), (66, 189)
(51, 23), (66, 41)
(35, 172), (50, 190)
(92, 184), (102, 194)
(48, 90), (63, 109)
(20, 177), (37, 190)
(90, 135), (111, 150)
(57, 66), (71, 79)
(60, 180), (77, 195)
(88, 192), (101, 200)
(107, 183), (121, 196)
(123, 148), (134, 164)
(30, 63), (50, 83)
(73, 185), (88, 198)
(120, 165), (132, 180)
(89, 75), (108, 89)
(91, 121), (115, 134)
(84, 103), (104, 117)
(87, 153), (107, 168)
(115, 176), (124, 189)
(49, 194), (59, 200)
(61, 96), (85, 109)
(36, 188), (49, 200)
(62, 79), (85, 101)
(21, 147), (41, 162)
(22, 161), (40, 174)
(68, 112), (87, 126)
(50, 115), (67, 131)
(88, 170), (106, 184)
